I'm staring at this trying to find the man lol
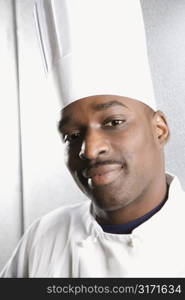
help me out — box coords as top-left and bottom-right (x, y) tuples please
(1, 0), (185, 277)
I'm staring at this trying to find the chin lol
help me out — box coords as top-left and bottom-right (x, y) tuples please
(92, 193), (130, 212)
(75, 173), (135, 209)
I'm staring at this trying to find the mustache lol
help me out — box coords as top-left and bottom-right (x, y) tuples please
(87, 159), (124, 170)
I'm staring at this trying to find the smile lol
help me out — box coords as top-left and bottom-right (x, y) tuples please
(82, 164), (123, 186)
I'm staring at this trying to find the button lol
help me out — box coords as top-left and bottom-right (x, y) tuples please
(127, 238), (134, 247)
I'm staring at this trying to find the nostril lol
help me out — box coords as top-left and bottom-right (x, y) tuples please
(99, 149), (107, 155)
(79, 148), (108, 160)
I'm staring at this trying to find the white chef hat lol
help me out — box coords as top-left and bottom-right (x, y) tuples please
(34, 0), (156, 110)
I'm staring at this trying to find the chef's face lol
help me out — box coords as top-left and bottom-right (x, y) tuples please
(59, 95), (168, 212)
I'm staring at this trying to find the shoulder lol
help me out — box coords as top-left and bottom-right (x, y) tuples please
(0, 201), (92, 277)
(37, 200), (91, 229)
(27, 200), (92, 248)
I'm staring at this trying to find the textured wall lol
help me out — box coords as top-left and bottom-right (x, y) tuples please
(142, 0), (185, 182)
(1, 0), (185, 272)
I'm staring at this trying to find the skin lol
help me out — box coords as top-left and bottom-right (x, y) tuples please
(58, 95), (170, 225)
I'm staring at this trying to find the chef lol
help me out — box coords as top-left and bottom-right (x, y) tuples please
(1, 0), (185, 277)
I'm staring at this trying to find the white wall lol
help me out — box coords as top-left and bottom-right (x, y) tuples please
(1, 0), (185, 271)
(0, 0), (23, 272)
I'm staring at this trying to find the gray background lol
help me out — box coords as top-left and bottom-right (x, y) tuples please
(0, 0), (185, 271)
(142, 0), (185, 179)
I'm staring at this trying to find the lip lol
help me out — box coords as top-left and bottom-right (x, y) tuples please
(82, 164), (123, 186)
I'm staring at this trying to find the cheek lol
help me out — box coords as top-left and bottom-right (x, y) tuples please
(129, 130), (158, 170)
(66, 156), (79, 174)
(64, 144), (81, 171)
(116, 128), (157, 166)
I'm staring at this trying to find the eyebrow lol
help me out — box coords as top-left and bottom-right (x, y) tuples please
(91, 100), (129, 111)
(58, 100), (129, 130)
(58, 115), (71, 131)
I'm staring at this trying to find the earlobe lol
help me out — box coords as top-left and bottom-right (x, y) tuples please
(153, 111), (170, 145)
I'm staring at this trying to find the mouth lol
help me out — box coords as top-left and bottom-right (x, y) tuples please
(82, 164), (123, 186)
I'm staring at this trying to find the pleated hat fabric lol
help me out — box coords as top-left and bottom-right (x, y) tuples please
(34, 0), (156, 110)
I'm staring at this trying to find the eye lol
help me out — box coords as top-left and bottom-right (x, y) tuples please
(104, 119), (125, 127)
(63, 132), (81, 143)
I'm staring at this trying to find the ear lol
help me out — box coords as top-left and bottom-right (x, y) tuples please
(152, 110), (170, 146)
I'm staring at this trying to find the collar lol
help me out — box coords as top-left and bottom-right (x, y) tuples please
(89, 173), (185, 241)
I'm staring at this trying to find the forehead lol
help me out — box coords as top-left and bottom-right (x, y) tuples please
(62, 95), (146, 115)
(59, 95), (151, 129)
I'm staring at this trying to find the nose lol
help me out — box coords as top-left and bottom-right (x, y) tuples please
(79, 129), (110, 160)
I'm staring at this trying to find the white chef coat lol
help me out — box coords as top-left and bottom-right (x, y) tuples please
(1, 173), (185, 278)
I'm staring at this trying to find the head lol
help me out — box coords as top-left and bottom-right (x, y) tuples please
(58, 95), (170, 223)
